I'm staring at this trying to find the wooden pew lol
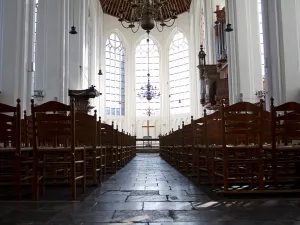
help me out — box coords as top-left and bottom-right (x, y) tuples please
(263, 99), (300, 191)
(75, 110), (102, 185)
(212, 101), (265, 193)
(99, 121), (117, 174)
(0, 99), (33, 200)
(31, 99), (86, 201)
(192, 115), (207, 183)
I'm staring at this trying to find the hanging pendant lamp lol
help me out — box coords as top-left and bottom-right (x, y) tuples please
(69, 0), (77, 34)
(225, 6), (233, 32)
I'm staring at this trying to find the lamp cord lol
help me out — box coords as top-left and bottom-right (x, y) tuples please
(72, 0), (75, 26)
(147, 31), (150, 85)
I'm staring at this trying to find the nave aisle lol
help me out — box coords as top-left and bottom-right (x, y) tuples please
(0, 154), (300, 224)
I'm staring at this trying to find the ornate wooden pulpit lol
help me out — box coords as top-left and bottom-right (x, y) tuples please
(198, 5), (229, 110)
(68, 85), (100, 114)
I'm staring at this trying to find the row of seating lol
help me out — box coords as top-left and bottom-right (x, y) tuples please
(0, 99), (136, 201)
(160, 98), (300, 194)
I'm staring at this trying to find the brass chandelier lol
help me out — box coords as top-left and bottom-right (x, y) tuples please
(137, 35), (160, 101)
(118, 0), (178, 33)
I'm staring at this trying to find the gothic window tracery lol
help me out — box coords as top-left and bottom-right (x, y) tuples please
(169, 31), (190, 114)
(105, 33), (125, 116)
(135, 37), (160, 116)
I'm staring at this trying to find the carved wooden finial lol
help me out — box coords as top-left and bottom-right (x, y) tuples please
(270, 97), (274, 106)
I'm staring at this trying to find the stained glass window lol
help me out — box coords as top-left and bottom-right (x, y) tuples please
(169, 31), (190, 114)
(136, 38), (160, 116)
(105, 33), (125, 116)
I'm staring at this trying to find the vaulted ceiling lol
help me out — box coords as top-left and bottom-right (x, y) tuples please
(99, 0), (191, 21)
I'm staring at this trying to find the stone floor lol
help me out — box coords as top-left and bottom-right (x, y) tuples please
(1, 153), (300, 224)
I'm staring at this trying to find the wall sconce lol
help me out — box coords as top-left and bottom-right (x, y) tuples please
(225, 7), (233, 32)
(69, 0), (77, 34)
(33, 90), (45, 101)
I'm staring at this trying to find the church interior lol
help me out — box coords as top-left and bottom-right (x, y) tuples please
(0, 0), (300, 224)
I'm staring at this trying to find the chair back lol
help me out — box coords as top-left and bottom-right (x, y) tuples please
(31, 99), (75, 149)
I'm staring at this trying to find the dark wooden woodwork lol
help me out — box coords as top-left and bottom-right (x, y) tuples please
(160, 99), (300, 194)
(0, 99), (33, 200)
(200, 5), (229, 110)
(31, 99), (86, 201)
(99, 0), (191, 22)
(68, 85), (100, 114)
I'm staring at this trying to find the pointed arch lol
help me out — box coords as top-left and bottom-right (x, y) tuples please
(169, 30), (190, 114)
(135, 36), (160, 116)
(134, 33), (162, 54)
(105, 32), (126, 116)
(104, 28), (128, 53)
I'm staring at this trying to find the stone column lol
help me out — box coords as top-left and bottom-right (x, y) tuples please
(262, 0), (300, 105)
(0, 0), (31, 110)
(189, 0), (203, 118)
(226, 0), (263, 104)
(35, 0), (69, 104)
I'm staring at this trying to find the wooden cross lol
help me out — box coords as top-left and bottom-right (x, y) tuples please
(142, 120), (155, 136)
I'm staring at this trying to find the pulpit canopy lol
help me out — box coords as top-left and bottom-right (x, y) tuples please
(68, 85), (101, 98)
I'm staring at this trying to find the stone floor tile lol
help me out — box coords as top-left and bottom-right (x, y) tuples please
(120, 186), (145, 191)
(126, 195), (168, 202)
(0, 210), (60, 223)
(41, 202), (97, 211)
(159, 190), (188, 196)
(130, 190), (159, 196)
(149, 223), (210, 225)
(144, 202), (193, 210)
(168, 195), (211, 202)
(172, 210), (234, 222)
(101, 190), (131, 195)
(94, 201), (143, 211)
(85, 194), (128, 202)
(48, 210), (115, 223)
(111, 210), (173, 223)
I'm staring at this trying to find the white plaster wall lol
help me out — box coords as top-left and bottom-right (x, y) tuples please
(226, 0), (262, 104)
(0, 0), (30, 111)
(34, 0), (103, 113)
(103, 12), (197, 137)
(278, 0), (300, 102)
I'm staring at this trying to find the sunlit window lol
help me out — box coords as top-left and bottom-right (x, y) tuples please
(169, 31), (190, 114)
(32, 0), (39, 96)
(136, 38), (160, 116)
(105, 33), (125, 116)
(257, 0), (266, 86)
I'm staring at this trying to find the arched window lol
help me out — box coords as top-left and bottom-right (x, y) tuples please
(105, 33), (125, 116)
(169, 31), (190, 114)
(257, 0), (266, 88)
(136, 38), (160, 116)
(32, 0), (39, 96)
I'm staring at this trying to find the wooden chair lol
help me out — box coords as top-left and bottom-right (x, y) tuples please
(265, 99), (300, 190)
(205, 110), (222, 185)
(99, 121), (117, 174)
(182, 121), (194, 177)
(31, 99), (86, 201)
(212, 101), (265, 193)
(0, 99), (33, 200)
(75, 110), (101, 185)
(192, 115), (207, 183)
